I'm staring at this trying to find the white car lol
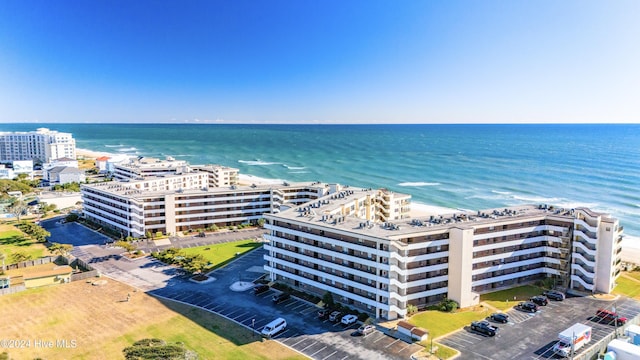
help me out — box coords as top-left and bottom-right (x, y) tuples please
(341, 314), (358, 325)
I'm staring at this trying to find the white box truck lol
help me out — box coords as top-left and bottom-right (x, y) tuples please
(606, 339), (640, 360)
(552, 323), (592, 357)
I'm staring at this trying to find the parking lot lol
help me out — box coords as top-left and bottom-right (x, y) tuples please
(150, 248), (422, 360)
(438, 294), (640, 360)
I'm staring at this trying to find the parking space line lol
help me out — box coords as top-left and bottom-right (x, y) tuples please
(396, 343), (411, 353)
(211, 304), (227, 312)
(233, 311), (249, 320)
(321, 351), (337, 360)
(226, 309), (243, 317)
(372, 333), (387, 343)
(300, 341), (318, 352)
(290, 336), (308, 347)
(309, 346), (327, 357)
(385, 339), (401, 348)
(283, 300), (298, 308)
(440, 339), (466, 349)
(340, 355), (349, 360)
(272, 329), (291, 339)
(281, 333), (300, 344)
(290, 303), (307, 311)
(300, 306), (317, 315)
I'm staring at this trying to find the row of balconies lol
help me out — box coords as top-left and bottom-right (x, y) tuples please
(473, 240), (548, 258)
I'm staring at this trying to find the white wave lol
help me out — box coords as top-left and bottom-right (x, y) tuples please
(288, 171), (310, 174)
(117, 147), (138, 152)
(238, 160), (280, 166)
(397, 182), (441, 187)
(104, 144), (125, 148)
(411, 202), (457, 216)
(238, 174), (287, 185)
(622, 235), (640, 250)
(283, 165), (306, 170)
(491, 190), (512, 195)
(512, 195), (560, 204)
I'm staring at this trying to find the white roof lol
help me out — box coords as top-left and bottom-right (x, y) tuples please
(559, 323), (591, 338)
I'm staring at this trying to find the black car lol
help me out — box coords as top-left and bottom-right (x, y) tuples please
(470, 320), (498, 336)
(489, 313), (509, 323)
(272, 292), (290, 304)
(317, 309), (330, 319)
(543, 290), (565, 301)
(530, 295), (548, 306)
(253, 284), (269, 295)
(517, 301), (539, 313)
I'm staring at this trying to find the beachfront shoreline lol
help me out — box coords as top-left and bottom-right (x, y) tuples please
(75, 146), (640, 253)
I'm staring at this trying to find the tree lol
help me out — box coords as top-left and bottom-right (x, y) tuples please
(0, 253), (5, 273)
(182, 254), (208, 274)
(49, 242), (74, 256)
(115, 240), (136, 253)
(257, 218), (266, 228)
(10, 252), (31, 264)
(8, 200), (28, 221)
(322, 292), (335, 308)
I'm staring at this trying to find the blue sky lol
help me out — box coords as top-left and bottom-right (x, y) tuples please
(0, 0), (638, 124)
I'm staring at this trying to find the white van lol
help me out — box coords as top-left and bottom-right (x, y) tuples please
(261, 317), (287, 338)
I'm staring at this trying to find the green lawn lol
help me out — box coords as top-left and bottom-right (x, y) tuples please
(613, 275), (640, 299)
(410, 307), (489, 339)
(0, 223), (50, 264)
(181, 239), (263, 270)
(479, 285), (544, 311)
(624, 271), (640, 282)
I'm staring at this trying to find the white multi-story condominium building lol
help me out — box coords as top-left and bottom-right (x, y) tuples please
(263, 190), (623, 320)
(190, 165), (239, 188)
(113, 157), (189, 180)
(0, 128), (76, 163)
(81, 174), (334, 238)
(112, 157), (239, 188)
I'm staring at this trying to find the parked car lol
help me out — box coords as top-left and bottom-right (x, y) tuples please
(595, 309), (627, 326)
(530, 295), (549, 306)
(261, 317), (287, 338)
(489, 313), (509, 323)
(317, 309), (330, 320)
(470, 320), (498, 336)
(517, 301), (539, 313)
(341, 314), (358, 325)
(329, 311), (343, 322)
(253, 284), (269, 295)
(543, 290), (565, 301)
(357, 324), (375, 336)
(272, 292), (290, 304)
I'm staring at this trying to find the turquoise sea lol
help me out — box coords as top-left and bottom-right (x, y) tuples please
(3, 123), (639, 241)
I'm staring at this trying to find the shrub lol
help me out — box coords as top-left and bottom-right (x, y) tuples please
(438, 298), (458, 312)
(65, 213), (79, 222)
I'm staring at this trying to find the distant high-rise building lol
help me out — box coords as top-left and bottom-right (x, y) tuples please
(0, 128), (76, 164)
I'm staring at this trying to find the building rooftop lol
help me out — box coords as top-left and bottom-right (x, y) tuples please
(269, 188), (594, 239)
(82, 176), (329, 200)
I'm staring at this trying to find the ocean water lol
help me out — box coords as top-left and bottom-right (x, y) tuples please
(3, 123), (639, 241)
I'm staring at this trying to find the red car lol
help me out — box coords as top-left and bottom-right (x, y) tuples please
(595, 309), (627, 326)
